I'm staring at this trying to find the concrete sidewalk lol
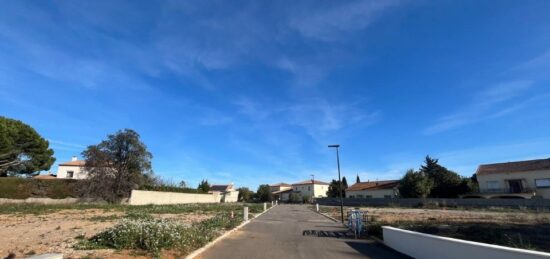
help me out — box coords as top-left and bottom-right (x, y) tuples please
(197, 205), (410, 259)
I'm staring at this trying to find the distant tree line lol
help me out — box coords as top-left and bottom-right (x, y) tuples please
(399, 156), (477, 198)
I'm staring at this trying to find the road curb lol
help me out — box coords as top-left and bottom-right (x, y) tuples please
(186, 204), (275, 259)
(313, 208), (343, 225)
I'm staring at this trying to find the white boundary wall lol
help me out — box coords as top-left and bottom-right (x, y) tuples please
(129, 190), (220, 205)
(382, 226), (550, 259)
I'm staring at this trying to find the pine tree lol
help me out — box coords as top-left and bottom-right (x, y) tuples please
(198, 179), (210, 193)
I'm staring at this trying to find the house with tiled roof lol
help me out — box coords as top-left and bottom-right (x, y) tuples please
(346, 180), (399, 199)
(270, 179), (330, 202)
(291, 179), (330, 199)
(269, 182), (291, 192)
(57, 156), (88, 179)
(474, 158), (550, 199)
(209, 184), (239, 202)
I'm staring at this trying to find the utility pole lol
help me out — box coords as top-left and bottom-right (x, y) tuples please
(328, 144), (344, 223)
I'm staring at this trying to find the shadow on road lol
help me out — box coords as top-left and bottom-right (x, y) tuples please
(345, 241), (412, 259)
(303, 229), (354, 238)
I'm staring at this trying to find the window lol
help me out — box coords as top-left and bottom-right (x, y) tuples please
(384, 195), (391, 198)
(366, 195), (372, 198)
(349, 195), (355, 198)
(66, 171), (74, 178)
(487, 181), (499, 190)
(308, 186), (311, 191)
(535, 178), (550, 188)
(356, 194), (363, 198)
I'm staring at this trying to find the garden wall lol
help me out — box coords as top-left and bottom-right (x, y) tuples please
(382, 226), (550, 259)
(129, 190), (221, 205)
(315, 197), (550, 209)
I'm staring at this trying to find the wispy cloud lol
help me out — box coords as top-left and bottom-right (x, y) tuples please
(233, 97), (380, 141)
(48, 139), (86, 152)
(289, 0), (403, 41)
(423, 80), (535, 134)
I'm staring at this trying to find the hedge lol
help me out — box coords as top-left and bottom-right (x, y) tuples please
(0, 177), (78, 199)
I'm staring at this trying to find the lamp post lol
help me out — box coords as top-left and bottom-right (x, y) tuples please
(328, 144), (344, 223)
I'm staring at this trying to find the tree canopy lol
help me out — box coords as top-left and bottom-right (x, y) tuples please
(327, 179), (346, 198)
(342, 176), (348, 190)
(237, 187), (254, 202)
(198, 179), (210, 193)
(420, 156), (469, 198)
(256, 184), (272, 202)
(398, 169), (433, 198)
(0, 116), (55, 177)
(79, 129), (154, 202)
(399, 156), (473, 198)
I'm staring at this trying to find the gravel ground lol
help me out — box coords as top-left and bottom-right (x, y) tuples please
(0, 209), (211, 258)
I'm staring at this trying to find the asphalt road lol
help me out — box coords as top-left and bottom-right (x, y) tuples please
(198, 205), (410, 259)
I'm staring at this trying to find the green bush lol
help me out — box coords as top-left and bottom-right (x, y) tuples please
(0, 178), (78, 199)
(78, 212), (242, 256)
(289, 193), (301, 203)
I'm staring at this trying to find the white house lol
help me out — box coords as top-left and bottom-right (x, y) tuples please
(56, 156), (88, 179)
(473, 158), (550, 199)
(346, 180), (400, 198)
(291, 180), (330, 199)
(270, 183), (293, 201)
(209, 184), (239, 202)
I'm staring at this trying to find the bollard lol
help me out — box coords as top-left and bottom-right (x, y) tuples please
(276, 200), (278, 205)
(244, 206), (249, 221)
(316, 203), (319, 212)
(271, 201), (274, 207)
(263, 202), (267, 211)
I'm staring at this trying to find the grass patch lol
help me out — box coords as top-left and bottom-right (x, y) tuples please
(76, 212), (243, 257)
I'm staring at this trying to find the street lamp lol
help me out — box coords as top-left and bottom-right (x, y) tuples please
(328, 144), (344, 223)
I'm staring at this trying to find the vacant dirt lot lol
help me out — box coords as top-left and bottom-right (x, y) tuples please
(320, 205), (550, 252)
(0, 209), (211, 258)
(321, 206), (550, 225)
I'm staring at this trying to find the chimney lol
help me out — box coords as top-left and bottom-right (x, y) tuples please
(71, 156), (77, 161)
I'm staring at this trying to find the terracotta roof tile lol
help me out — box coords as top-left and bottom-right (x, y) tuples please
(58, 160), (86, 166)
(269, 182), (291, 187)
(210, 184), (233, 192)
(292, 180), (329, 186)
(476, 158), (550, 176)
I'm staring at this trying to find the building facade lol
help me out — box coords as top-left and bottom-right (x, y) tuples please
(346, 180), (399, 198)
(291, 180), (329, 198)
(475, 158), (550, 199)
(269, 183), (292, 193)
(56, 156), (88, 179)
(209, 184), (239, 202)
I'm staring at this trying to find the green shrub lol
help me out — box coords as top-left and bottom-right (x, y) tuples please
(78, 212), (242, 256)
(0, 178), (78, 199)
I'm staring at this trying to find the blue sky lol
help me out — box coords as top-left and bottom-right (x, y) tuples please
(1, 0), (550, 190)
